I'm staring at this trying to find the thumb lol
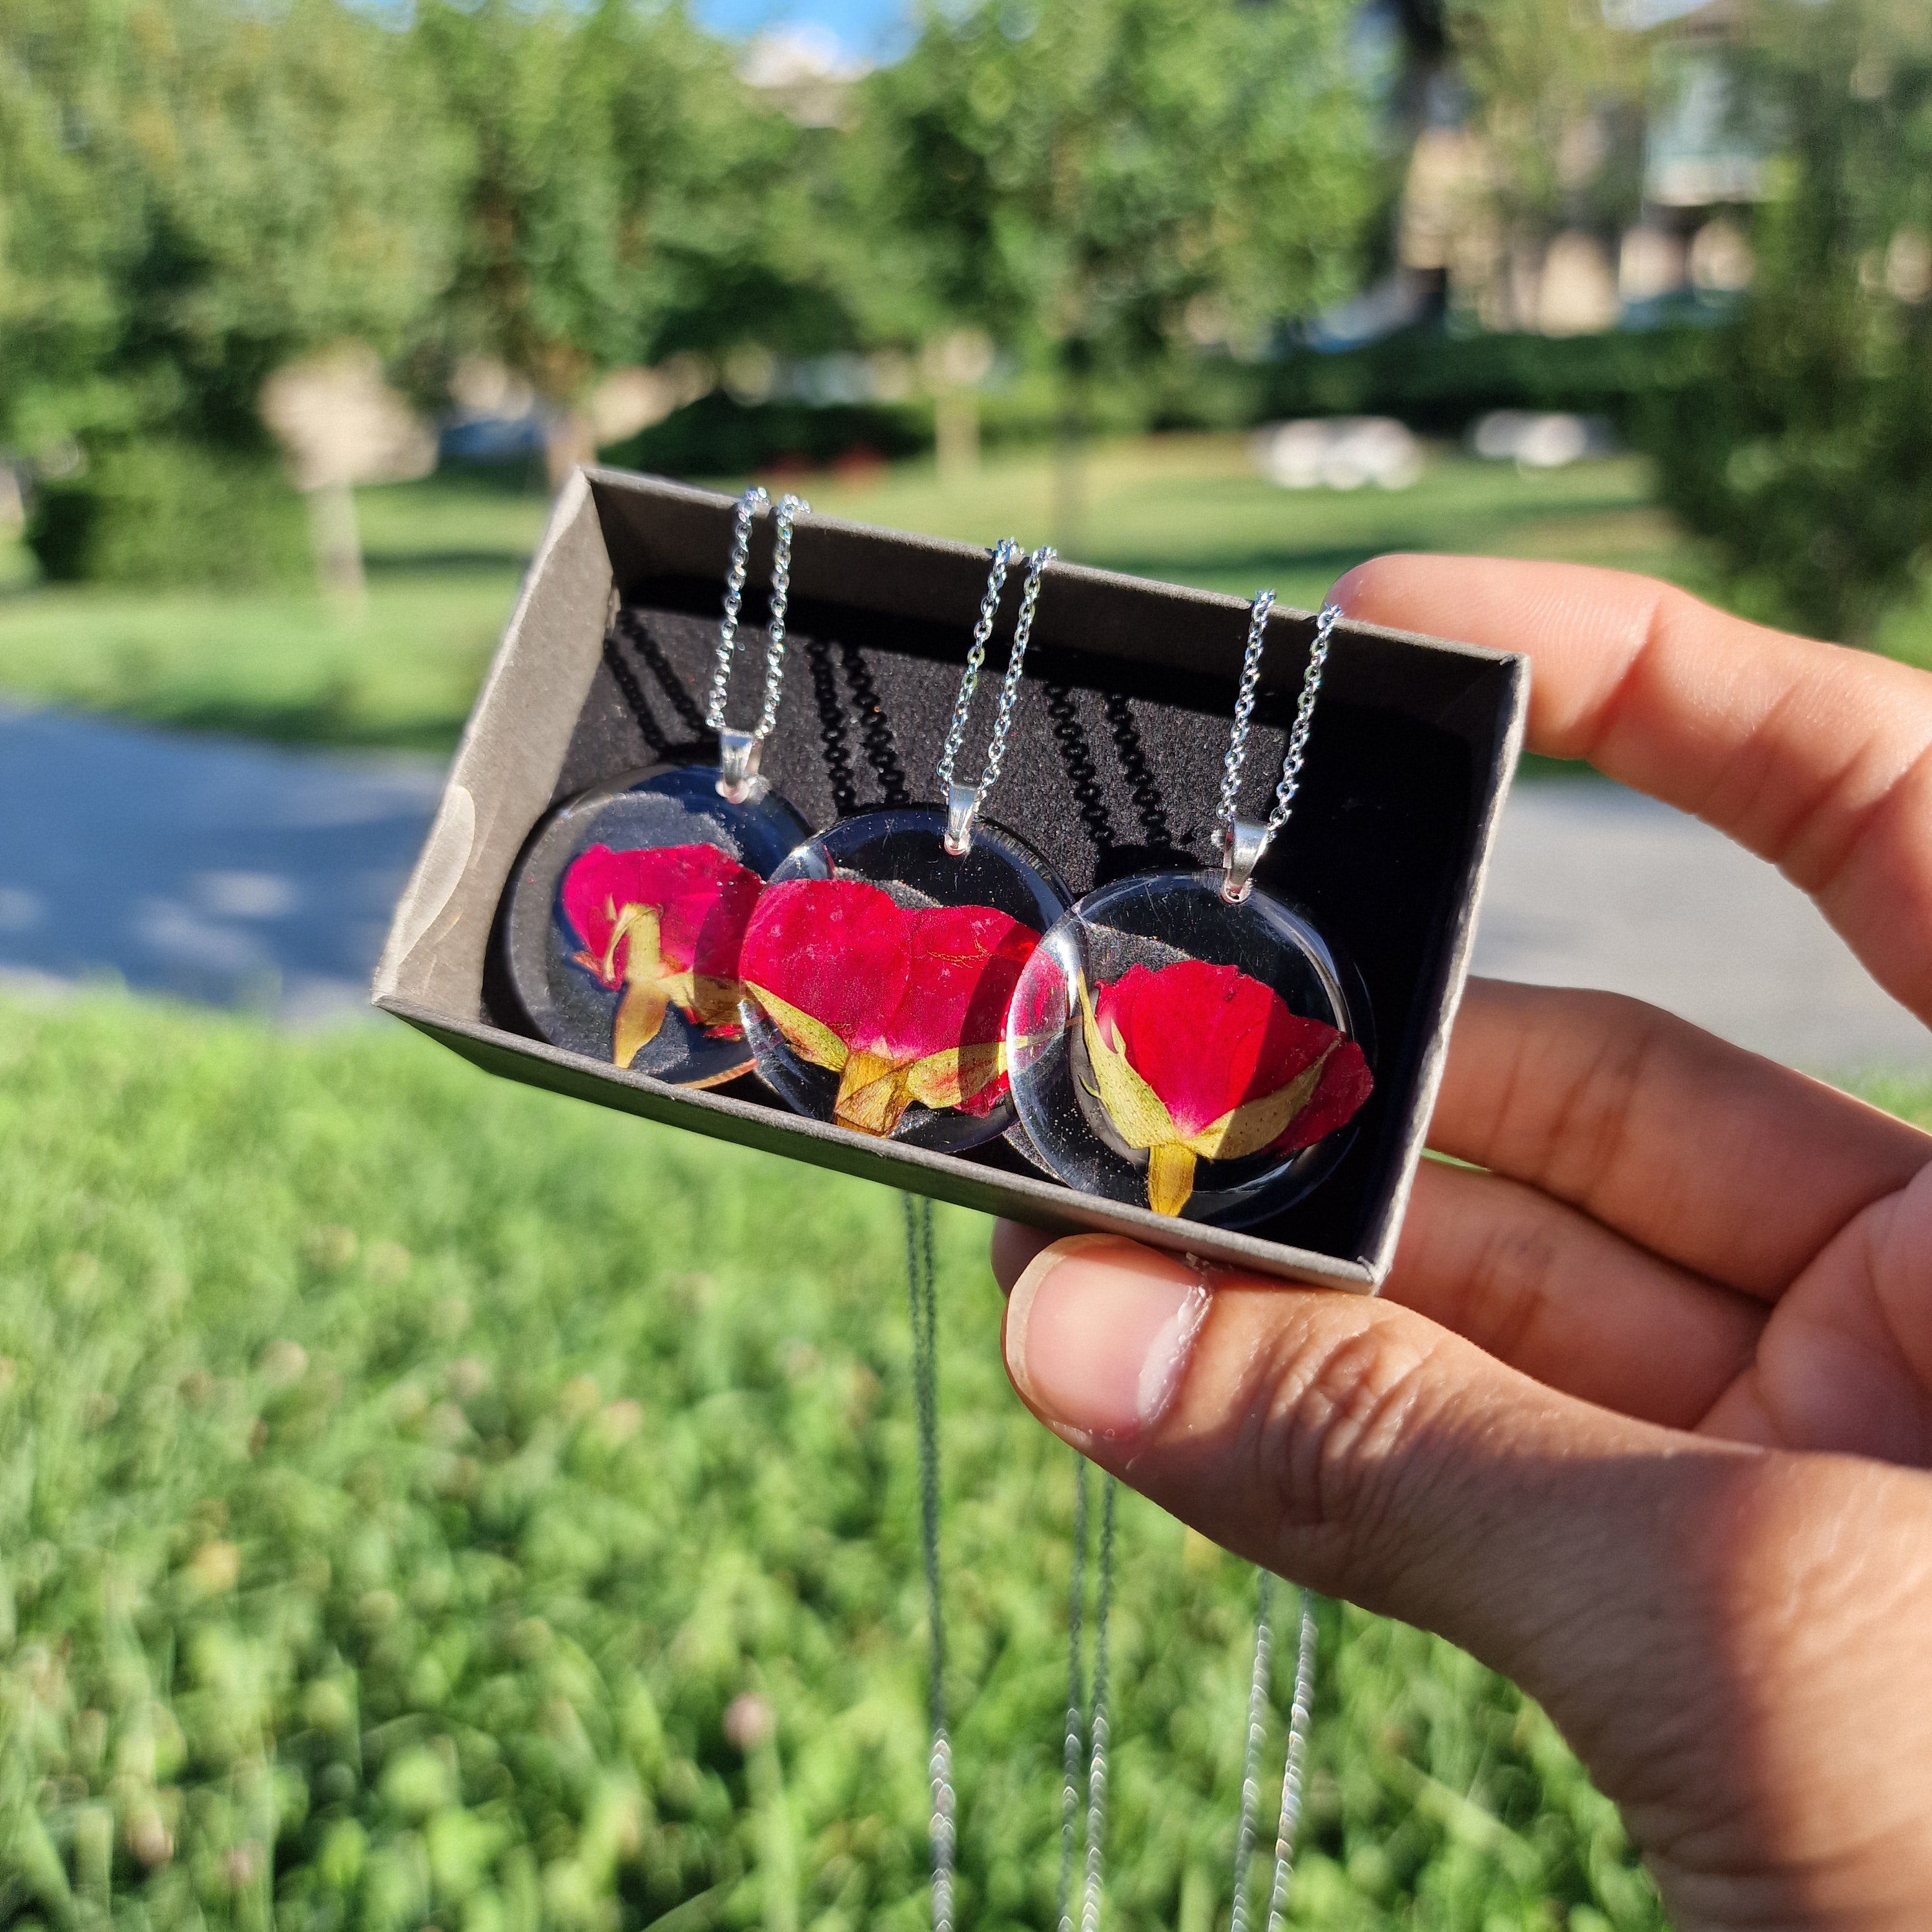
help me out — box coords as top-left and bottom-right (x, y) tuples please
(996, 1231), (1752, 1720)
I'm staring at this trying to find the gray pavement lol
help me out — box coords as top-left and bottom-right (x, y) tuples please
(1471, 777), (1932, 1073)
(0, 704), (443, 1025)
(0, 704), (1925, 1071)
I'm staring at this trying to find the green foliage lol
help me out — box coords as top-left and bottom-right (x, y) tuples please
(0, 991), (1670, 1928)
(1443, 0), (1648, 244)
(608, 395), (927, 478)
(26, 438), (309, 588)
(0, 0), (458, 455)
(1641, 0), (1932, 642)
(409, 0), (847, 400)
(869, 0), (1377, 390)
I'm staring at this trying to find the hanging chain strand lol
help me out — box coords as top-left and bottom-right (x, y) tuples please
(706, 486), (808, 738)
(902, 1196), (955, 1932)
(1262, 1591), (1319, 1932)
(934, 542), (1056, 814)
(1057, 1455), (1091, 1932)
(1215, 597), (1342, 852)
(755, 491), (805, 741)
(1079, 1475), (1117, 1932)
(1228, 1570), (1274, 1932)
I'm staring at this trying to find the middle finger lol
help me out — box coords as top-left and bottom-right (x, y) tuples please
(1433, 978), (1932, 1298)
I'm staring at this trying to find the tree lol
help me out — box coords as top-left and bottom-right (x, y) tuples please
(868, 0), (1379, 546)
(1439, 0), (1649, 326)
(1645, 0), (1932, 642)
(410, 0), (845, 480)
(0, 0), (456, 458)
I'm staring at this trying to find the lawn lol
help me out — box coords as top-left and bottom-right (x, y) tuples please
(6, 435), (1924, 755)
(0, 989), (1686, 1932)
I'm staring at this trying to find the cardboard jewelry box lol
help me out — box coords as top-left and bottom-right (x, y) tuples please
(373, 466), (1527, 1291)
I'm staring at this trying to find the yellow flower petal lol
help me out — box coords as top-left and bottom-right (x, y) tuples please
(743, 983), (849, 1074)
(1185, 1043), (1337, 1162)
(1076, 973), (1178, 1153)
(903, 1042), (1004, 1113)
(835, 1051), (911, 1136)
(1146, 1144), (1198, 1217)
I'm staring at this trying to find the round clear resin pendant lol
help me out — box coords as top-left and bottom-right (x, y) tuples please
(738, 803), (1071, 1151)
(1006, 870), (1375, 1226)
(505, 763), (811, 1089)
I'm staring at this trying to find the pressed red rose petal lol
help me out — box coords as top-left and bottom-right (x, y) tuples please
(1271, 1036), (1374, 1152)
(562, 843), (763, 989)
(1094, 960), (1342, 1142)
(876, 904), (1038, 1061)
(739, 878), (912, 1049)
(743, 885), (1040, 1133)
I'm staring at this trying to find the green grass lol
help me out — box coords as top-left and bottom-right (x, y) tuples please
(5, 436), (1926, 754)
(0, 989), (1681, 1931)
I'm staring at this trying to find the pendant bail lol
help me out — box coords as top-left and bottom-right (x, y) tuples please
(1221, 816), (1268, 904)
(943, 779), (980, 857)
(716, 726), (768, 805)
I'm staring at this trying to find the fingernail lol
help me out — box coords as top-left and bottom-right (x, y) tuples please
(1003, 1237), (1211, 1444)
(1327, 562), (1366, 612)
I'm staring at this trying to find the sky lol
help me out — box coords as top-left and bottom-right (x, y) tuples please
(694, 0), (909, 57)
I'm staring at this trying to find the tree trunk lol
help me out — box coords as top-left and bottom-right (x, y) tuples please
(934, 390), (980, 484)
(1052, 345), (1092, 559)
(307, 478), (365, 619)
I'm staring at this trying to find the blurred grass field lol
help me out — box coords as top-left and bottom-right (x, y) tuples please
(6, 435), (1926, 755)
(0, 989), (1696, 1931)
(6, 985), (1924, 1926)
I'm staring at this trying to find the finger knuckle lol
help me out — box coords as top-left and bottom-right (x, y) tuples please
(1252, 1308), (1445, 1563)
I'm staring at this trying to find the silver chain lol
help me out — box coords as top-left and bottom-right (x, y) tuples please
(1057, 1455), (1090, 1932)
(1231, 1572), (1319, 1932)
(1229, 1571), (1275, 1932)
(1215, 597), (1341, 859)
(934, 540), (1055, 812)
(903, 1196), (956, 1932)
(1081, 1474), (1116, 1932)
(706, 485), (807, 740)
(1264, 1589), (1319, 1932)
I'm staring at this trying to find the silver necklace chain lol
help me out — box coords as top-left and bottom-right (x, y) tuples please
(1057, 1455), (1090, 1932)
(1056, 1456), (1117, 1932)
(1231, 1572), (1319, 1932)
(936, 540), (1055, 853)
(1264, 1588), (1319, 1932)
(706, 485), (807, 741)
(1215, 596), (1341, 898)
(1081, 1475), (1116, 1932)
(903, 1195), (956, 1932)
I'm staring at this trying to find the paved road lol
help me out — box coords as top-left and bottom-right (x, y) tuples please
(1, 704), (1925, 1071)
(1472, 777), (1930, 1073)
(0, 704), (443, 1026)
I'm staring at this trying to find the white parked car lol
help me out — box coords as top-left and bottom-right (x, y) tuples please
(1251, 417), (1424, 492)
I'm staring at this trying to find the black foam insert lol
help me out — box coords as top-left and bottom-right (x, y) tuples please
(484, 568), (1474, 1267)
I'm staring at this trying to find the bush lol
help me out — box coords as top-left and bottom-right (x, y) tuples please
(1637, 1), (1932, 643)
(604, 394), (928, 479)
(27, 440), (310, 591)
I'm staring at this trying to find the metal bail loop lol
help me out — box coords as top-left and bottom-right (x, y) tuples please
(943, 780), (980, 858)
(1222, 816), (1268, 904)
(715, 726), (768, 805)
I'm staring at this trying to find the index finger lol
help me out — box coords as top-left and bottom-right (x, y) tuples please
(1331, 557), (1932, 1028)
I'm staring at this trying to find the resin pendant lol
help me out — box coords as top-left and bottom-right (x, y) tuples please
(505, 763), (811, 1089)
(739, 803), (1071, 1149)
(1006, 870), (1373, 1226)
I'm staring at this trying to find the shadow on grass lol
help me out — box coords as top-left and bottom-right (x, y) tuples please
(362, 548), (535, 578)
(117, 693), (464, 757)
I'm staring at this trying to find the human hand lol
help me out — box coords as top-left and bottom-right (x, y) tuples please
(992, 559), (1932, 1932)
